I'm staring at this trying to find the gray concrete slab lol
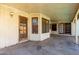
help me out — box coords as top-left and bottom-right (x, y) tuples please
(0, 34), (79, 55)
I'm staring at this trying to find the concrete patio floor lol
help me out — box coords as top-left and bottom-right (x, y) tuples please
(0, 34), (79, 55)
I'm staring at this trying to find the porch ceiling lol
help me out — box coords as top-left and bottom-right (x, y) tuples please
(3, 3), (79, 23)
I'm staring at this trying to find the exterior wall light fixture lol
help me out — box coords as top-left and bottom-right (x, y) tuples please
(10, 12), (14, 17)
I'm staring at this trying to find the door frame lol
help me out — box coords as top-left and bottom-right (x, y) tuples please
(19, 15), (28, 42)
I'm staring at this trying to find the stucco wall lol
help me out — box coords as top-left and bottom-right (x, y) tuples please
(0, 5), (51, 48)
(71, 22), (76, 36)
(0, 4), (50, 48)
(71, 9), (79, 36)
(29, 13), (50, 41)
(41, 33), (50, 41)
(29, 13), (41, 41)
(40, 14), (50, 41)
(0, 5), (29, 48)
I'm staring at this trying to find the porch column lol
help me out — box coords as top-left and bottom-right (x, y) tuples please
(75, 17), (78, 44)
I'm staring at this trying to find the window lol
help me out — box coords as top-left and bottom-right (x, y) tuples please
(42, 18), (49, 33)
(32, 17), (38, 34)
(52, 24), (57, 31)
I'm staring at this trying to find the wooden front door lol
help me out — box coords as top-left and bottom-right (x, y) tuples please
(19, 16), (28, 41)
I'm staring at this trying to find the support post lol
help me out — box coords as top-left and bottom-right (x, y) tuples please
(75, 17), (78, 44)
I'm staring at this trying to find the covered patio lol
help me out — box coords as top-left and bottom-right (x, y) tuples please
(0, 4), (79, 55)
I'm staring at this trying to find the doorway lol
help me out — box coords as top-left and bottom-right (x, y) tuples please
(64, 23), (71, 34)
(19, 16), (28, 41)
(58, 23), (71, 34)
(58, 23), (64, 34)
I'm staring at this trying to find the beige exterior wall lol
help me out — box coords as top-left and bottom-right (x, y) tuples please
(0, 5), (50, 48)
(29, 13), (50, 41)
(71, 9), (79, 36)
(0, 5), (29, 48)
(29, 13), (41, 41)
(71, 21), (76, 36)
(40, 14), (50, 41)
